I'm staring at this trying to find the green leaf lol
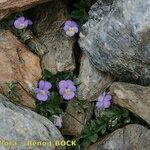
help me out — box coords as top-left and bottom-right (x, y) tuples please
(96, 118), (104, 125)
(82, 139), (91, 148)
(90, 121), (97, 131)
(46, 108), (55, 115)
(89, 134), (98, 143)
(97, 126), (103, 132)
(101, 125), (107, 135)
(122, 109), (129, 118)
(42, 69), (53, 80)
(8, 81), (17, 91)
(71, 10), (83, 19)
(105, 109), (117, 118)
(36, 91), (64, 118)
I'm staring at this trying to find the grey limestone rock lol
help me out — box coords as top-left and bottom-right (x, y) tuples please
(87, 124), (150, 150)
(77, 53), (113, 101)
(0, 94), (64, 150)
(110, 82), (150, 124)
(79, 0), (150, 85)
(34, 0), (76, 74)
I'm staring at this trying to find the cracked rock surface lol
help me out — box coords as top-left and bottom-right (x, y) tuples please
(87, 124), (150, 150)
(61, 100), (94, 137)
(0, 94), (64, 150)
(0, 30), (41, 108)
(110, 82), (150, 124)
(34, 0), (76, 74)
(79, 0), (150, 86)
(77, 53), (113, 101)
(0, 0), (51, 20)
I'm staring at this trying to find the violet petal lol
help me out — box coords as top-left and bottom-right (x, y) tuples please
(36, 93), (48, 101)
(39, 80), (45, 89)
(66, 31), (75, 37)
(98, 94), (104, 102)
(59, 80), (67, 89)
(63, 91), (75, 100)
(28, 19), (33, 25)
(104, 94), (112, 101)
(65, 20), (72, 26)
(43, 81), (52, 90)
(17, 16), (25, 23)
(68, 85), (76, 92)
(96, 101), (103, 108)
(14, 20), (21, 29)
(66, 80), (74, 86)
(59, 88), (65, 95)
(104, 100), (111, 108)
(24, 20), (29, 28)
(64, 25), (70, 32)
(34, 88), (40, 94)
(74, 26), (78, 33)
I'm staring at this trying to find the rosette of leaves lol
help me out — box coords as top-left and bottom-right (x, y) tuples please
(77, 105), (139, 148)
(71, 0), (94, 26)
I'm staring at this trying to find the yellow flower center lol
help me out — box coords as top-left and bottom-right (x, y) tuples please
(65, 89), (71, 96)
(69, 27), (74, 32)
(40, 90), (46, 95)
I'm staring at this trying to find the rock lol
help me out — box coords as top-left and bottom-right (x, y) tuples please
(61, 100), (93, 137)
(34, 0), (76, 74)
(19, 30), (48, 56)
(87, 124), (150, 150)
(110, 82), (150, 124)
(0, 94), (64, 150)
(0, 30), (41, 108)
(0, 0), (51, 20)
(77, 53), (113, 101)
(79, 0), (150, 86)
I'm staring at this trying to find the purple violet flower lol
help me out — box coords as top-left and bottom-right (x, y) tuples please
(58, 80), (76, 100)
(53, 115), (62, 128)
(64, 20), (78, 37)
(96, 92), (112, 109)
(14, 16), (33, 29)
(34, 80), (52, 101)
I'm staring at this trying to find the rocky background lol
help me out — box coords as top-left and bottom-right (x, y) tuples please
(0, 0), (150, 150)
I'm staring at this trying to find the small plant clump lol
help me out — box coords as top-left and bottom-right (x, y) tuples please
(34, 69), (138, 150)
(71, 0), (95, 26)
(35, 69), (78, 127)
(7, 81), (19, 102)
(76, 106), (136, 148)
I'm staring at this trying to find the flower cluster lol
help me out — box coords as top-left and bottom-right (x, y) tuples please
(96, 92), (112, 109)
(14, 16), (33, 29)
(64, 20), (78, 37)
(35, 80), (76, 101)
(34, 79), (76, 128)
(14, 17), (78, 37)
